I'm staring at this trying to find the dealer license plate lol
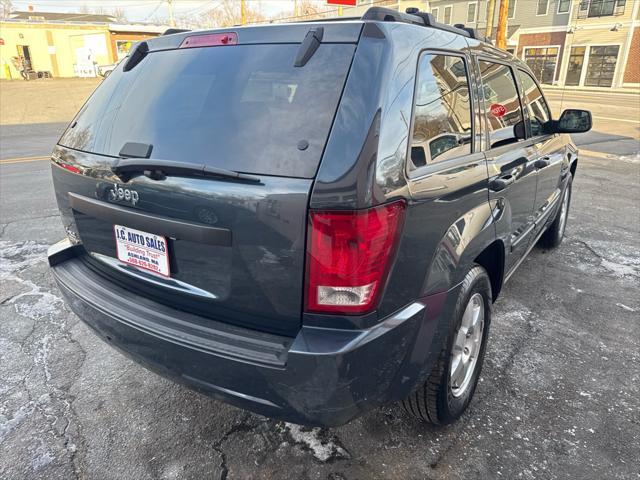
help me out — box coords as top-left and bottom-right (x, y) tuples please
(114, 225), (170, 277)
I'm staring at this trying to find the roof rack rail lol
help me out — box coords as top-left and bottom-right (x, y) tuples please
(361, 6), (424, 26)
(453, 23), (492, 43)
(296, 16), (360, 23)
(282, 6), (491, 44)
(402, 7), (473, 38)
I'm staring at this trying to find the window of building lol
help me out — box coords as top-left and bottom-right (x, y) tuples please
(558, 0), (571, 13)
(517, 70), (551, 137)
(409, 53), (473, 170)
(444, 5), (453, 24)
(537, 0), (550, 14)
(116, 40), (134, 61)
(578, 0), (626, 18)
(431, 7), (439, 21)
(478, 61), (525, 149)
(565, 46), (586, 86)
(585, 45), (620, 87)
(523, 47), (559, 84)
(508, 0), (517, 18)
(467, 2), (477, 22)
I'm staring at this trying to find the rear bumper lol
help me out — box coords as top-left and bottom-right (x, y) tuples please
(49, 239), (442, 427)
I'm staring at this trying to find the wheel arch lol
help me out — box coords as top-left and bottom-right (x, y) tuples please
(570, 157), (578, 178)
(473, 240), (505, 302)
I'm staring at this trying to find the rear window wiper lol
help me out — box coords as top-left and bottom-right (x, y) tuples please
(294, 27), (324, 67)
(111, 159), (262, 184)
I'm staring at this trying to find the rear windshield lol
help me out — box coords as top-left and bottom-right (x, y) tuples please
(59, 43), (355, 178)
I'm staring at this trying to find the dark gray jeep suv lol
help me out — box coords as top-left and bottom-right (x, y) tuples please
(48, 7), (591, 427)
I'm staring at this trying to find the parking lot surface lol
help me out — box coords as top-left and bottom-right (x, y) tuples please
(0, 82), (639, 479)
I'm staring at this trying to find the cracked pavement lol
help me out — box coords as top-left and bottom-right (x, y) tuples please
(1, 147), (639, 478)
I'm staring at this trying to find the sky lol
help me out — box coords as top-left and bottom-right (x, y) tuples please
(10, 0), (299, 23)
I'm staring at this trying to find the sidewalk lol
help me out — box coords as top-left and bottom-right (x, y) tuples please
(543, 85), (640, 96)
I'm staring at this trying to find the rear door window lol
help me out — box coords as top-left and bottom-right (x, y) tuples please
(409, 53), (473, 171)
(478, 60), (525, 148)
(59, 43), (355, 178)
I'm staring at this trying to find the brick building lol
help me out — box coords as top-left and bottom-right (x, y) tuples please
(426, 0), (640, 89)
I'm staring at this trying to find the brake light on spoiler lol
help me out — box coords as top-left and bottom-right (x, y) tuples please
(179, 32), (238, 49)
(305, 201), (406, 315)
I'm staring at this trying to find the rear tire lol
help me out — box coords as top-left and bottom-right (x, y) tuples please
(402, 265), (492, 425)
(539, 174), (572, 249)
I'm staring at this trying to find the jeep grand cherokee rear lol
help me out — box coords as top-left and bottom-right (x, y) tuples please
(48, 20), (439, 427)
(49, 7), (585, 427)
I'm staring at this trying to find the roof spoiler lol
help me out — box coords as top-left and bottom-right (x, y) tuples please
(162, 28), (191, 36)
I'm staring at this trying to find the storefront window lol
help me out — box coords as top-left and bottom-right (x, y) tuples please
(584, 45), (619, 87)
(524, 47), (559, 85)
(565, 46), (586, 86)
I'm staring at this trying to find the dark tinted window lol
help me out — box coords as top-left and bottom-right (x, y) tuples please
(518, 70), (551, 136)
(558, 0), (571, 13)
(59, 43), (355, 178)
(537, 0), (549, 14)
(409, 54), (472, 170)
(478, 61), (524, 148)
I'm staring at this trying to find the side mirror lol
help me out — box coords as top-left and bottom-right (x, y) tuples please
(552, 109), (592, 134)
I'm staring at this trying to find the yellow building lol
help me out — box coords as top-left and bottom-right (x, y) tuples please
(0, 10), (167, 79)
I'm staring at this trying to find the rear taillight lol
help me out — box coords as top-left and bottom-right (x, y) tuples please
(179, 32), (238, 49)
(305, 200), (406, 315)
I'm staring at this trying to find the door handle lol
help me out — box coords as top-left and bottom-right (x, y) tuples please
(535, 157), (551, 169)
(489, 174), (516, 192)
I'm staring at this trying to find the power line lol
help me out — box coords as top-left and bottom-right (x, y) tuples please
(143, 0), (164, 21)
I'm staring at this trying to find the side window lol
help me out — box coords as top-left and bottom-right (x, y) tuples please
(518, 70), (552, 137)
(478, 60), (525, 149)
(409, 53), (473, 171)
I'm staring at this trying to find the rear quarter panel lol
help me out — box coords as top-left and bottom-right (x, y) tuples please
(311, 24), (497, 319)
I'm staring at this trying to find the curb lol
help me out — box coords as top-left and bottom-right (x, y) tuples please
(543, 86), (640, 96)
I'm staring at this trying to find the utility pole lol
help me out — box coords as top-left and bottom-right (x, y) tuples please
(496, 0), (509, 50)
(485, 0), (497, 41)
(240, 0), (247, 25)
(167, 0), (175, 27)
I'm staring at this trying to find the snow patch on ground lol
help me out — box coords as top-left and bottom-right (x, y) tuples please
(0, 402), (36, 443)
(285, 423), (349, 462)
(495, 305), (532, 324)
(34, 335), (54, 382)
(574, 238), (640, 278)
(616, 303), (637, 312)
(600, 259), (639, 278)
(31, 448), (55, 471)
(0, 241), (49, 273)
(0, 241), (64, 319)
(618, 152), (640, 164)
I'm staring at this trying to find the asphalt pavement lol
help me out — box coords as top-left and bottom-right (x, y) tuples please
(0, 90), (639, 479)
